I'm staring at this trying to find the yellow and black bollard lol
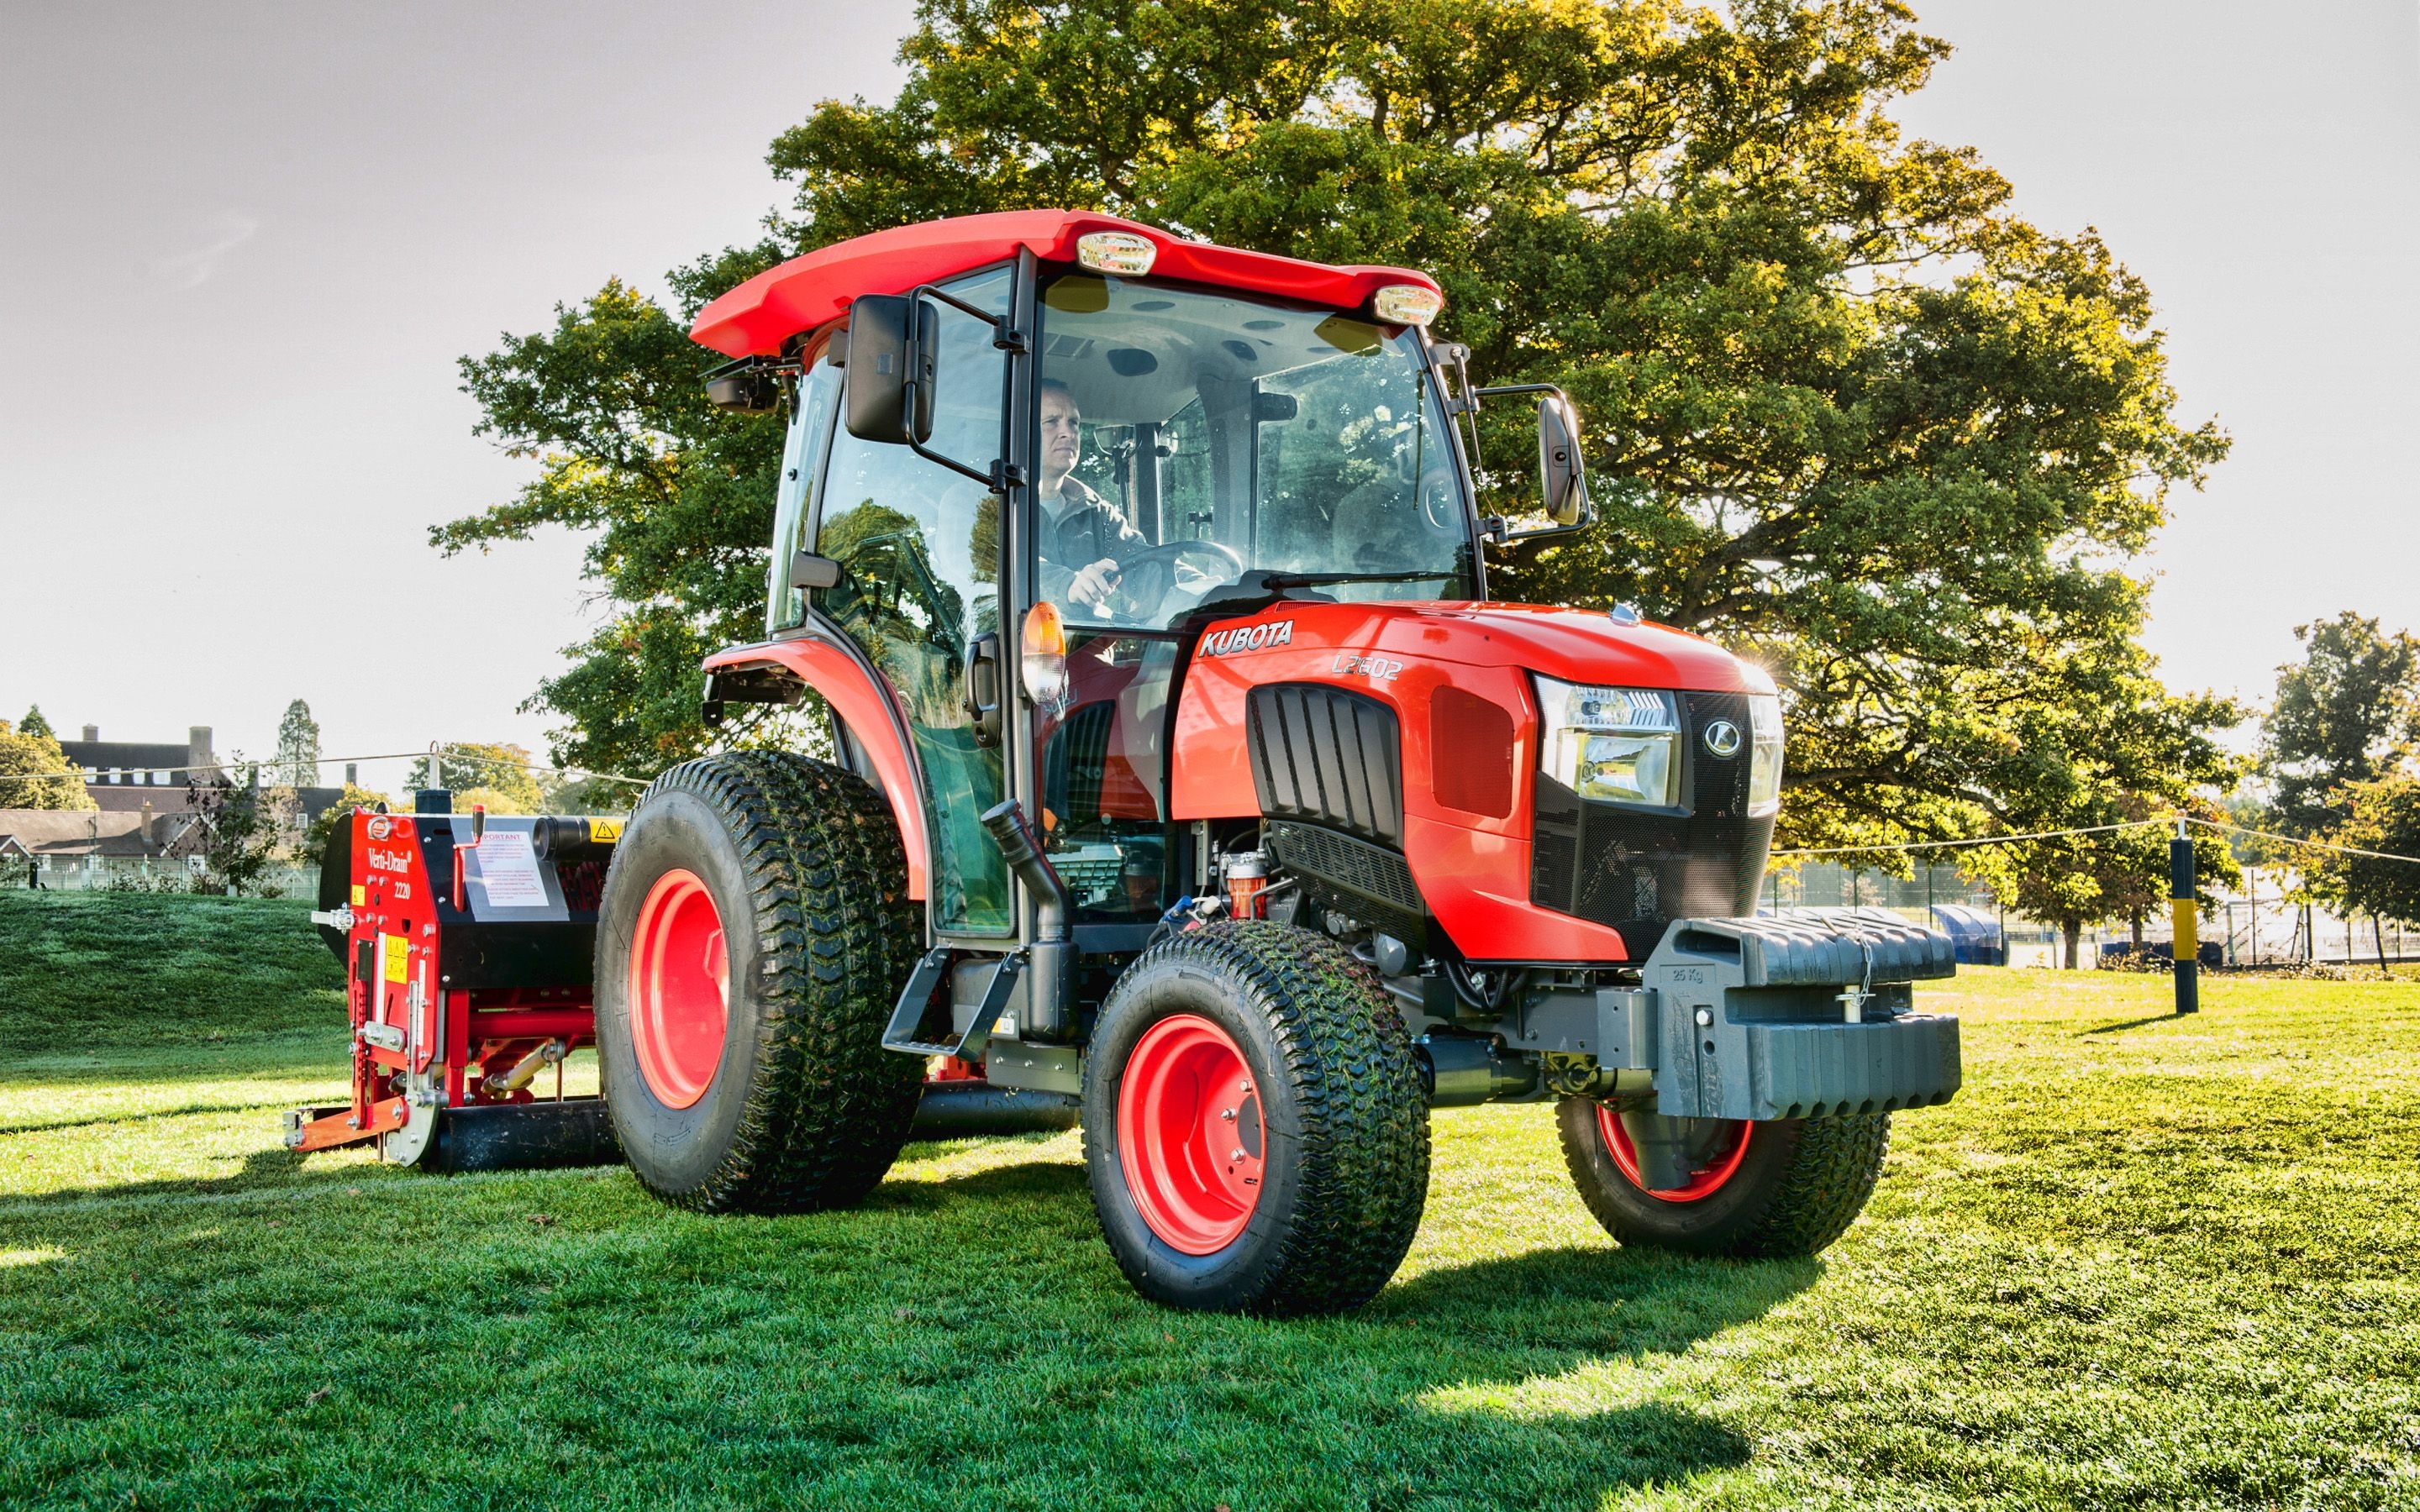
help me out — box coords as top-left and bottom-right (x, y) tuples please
(2170, 817), (2199, 1015)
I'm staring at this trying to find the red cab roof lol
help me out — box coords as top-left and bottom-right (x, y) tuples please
(688, 209), (1441, 358)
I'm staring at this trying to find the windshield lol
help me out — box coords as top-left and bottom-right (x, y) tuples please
(1034, 273), (1474, 628)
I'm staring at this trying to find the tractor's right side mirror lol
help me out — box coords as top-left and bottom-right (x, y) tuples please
(843, 294), (937, 446)
(1538, 395), (1589, 527)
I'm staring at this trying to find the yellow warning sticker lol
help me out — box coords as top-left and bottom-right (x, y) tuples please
(351, 885), (366, 907)
(588, 819), (623, 843)
(384, 936), (409, 982)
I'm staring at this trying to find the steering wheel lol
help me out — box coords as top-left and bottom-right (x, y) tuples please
(1102, 538), (1248, 623)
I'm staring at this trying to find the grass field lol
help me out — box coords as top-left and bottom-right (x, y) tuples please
(1, 891), (2414, 1510)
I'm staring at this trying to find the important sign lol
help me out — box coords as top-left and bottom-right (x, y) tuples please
(469, 829), (549, 910)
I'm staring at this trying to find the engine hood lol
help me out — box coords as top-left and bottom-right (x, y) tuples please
(1192, 598), (1770, 694)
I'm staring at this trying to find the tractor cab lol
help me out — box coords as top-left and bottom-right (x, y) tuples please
(698, 214), (1581, 947)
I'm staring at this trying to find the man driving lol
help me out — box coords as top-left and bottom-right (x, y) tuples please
(1035, 377), (1149, 617)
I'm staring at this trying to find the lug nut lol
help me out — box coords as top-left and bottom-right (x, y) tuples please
(1231, 1148), (1247, 1163)
(1220, 1107), (1237, 1121)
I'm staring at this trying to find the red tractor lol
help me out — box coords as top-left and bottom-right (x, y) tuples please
(501, 212), (1960, 1315)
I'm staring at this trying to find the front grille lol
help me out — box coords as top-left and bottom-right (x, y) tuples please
(1265, 820), (1424, 940)
(1248, 684), (1402, 846)
(1530, 690), (1775, 957)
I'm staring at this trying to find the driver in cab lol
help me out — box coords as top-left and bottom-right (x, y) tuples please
(1035, 377), (1149, 618)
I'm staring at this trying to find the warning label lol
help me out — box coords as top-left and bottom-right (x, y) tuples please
(471, 830), (549, 910)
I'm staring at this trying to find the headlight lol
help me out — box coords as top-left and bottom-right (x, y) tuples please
(1746, 692), (1783, 815)
(1534, 676), (1681, 808)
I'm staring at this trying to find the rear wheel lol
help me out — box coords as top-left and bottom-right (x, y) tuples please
(1557, 1100), (1889, 1257)
(1083, 922), (1429, 1315)
(595, 752), (923, 1212)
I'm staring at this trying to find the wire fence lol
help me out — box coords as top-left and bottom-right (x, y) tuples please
(1, 853), (322, 899)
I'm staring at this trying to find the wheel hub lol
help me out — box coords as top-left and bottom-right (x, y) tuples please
(1597, 1104), (1751, 1202)
(628, 868), (730, 1110)
(1118, 1013), (1265, 1254)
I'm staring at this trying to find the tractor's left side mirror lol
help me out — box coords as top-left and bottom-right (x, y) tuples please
(703, 361), (782, 415)
(1538, 395), (1589, 527)
(844, 294), (937, 446)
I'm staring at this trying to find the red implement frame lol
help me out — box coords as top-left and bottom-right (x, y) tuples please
(284, 811), (600, 1158)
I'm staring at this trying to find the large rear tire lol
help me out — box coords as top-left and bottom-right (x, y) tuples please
(1556, 1100), (1889, 1257)
(595, 752), (923, 1213)
(1083, 922), (1429, 1315)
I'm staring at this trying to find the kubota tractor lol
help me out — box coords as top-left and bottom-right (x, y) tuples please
(539, 211), (1960, 1315)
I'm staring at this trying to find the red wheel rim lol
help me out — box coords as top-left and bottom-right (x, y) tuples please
(1597, 1105), (1752, 1203)
(627, 868), (730, 1110)
(1118, 1013), (1265, 1255)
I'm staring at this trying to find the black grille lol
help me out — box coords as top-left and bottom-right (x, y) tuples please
(1530, 690), (1774, 957)
(1265, 820), (1423, 940)
(1248, 684), (1402, 846)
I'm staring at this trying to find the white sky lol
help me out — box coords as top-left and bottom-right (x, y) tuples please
(2, 1), (2412, 793)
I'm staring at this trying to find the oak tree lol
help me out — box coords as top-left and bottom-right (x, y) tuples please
(445, 0), (2237, 859)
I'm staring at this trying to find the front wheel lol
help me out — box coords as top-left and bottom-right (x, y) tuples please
(1083, 922), (1429, 1315)
(1556, 1100), (1890, 1257)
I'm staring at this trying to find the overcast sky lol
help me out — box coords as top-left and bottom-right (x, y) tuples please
(3, 1), (2413, 794)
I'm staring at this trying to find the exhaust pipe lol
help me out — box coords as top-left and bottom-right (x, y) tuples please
(980, 801), (1076, 1042)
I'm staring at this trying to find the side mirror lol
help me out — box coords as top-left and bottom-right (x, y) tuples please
(843, 294), (936, 446)
(704, 365), (782, 415)
(787, 551), (842, 591)
(1538, 395), (1588, 527)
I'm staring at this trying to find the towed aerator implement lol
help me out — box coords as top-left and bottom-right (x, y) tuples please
(321, 210), (1963, 1315)
(292, 798), (1063, 1169)
(290, 804), (622, 1172)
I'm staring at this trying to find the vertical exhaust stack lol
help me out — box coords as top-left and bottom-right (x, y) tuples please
(980, 800), (1075, 1042)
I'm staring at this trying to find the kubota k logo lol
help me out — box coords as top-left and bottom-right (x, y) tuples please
(1703, 720), (1743, 759)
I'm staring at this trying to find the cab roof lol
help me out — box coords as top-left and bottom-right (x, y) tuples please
(688, 209), (1441, 359)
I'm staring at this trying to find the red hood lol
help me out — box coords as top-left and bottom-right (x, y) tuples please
(1197, 599), (1770, 694)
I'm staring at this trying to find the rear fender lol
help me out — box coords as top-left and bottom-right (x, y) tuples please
(702, 635), (931, 900)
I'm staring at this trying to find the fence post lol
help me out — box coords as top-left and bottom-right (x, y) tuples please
(2170, 818), (2199, 1015)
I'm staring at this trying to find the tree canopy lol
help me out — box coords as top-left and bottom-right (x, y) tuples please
(0, 720), (92, 811)
(18, 706), (53, 740)
(2259, 612), (2420, 838)
(406, 743), (548, 814)
(443, 0), (2235, 855)
(272, 700), (323, 790)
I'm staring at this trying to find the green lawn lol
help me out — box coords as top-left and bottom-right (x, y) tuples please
(1, 892), (2414, 1509)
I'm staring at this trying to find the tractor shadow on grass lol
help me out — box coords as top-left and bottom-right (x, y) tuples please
(865, 1157), (1795, 1504)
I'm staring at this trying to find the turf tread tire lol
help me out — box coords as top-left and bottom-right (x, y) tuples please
(1085, 921), (1429, 1315)
(1556, 1102), (1890, 1258)
(600, 751), (923, 1215)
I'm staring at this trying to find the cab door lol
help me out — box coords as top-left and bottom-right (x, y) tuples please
(813, 267), (1016, 936)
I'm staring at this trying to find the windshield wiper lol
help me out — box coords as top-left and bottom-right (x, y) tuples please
(1176, 567), (1464, 629)
(1255, 569), (1460, 590)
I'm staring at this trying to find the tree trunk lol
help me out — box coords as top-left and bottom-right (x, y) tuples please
(2063, 918), (2081, 970)
(2130, 910), (2144, 951)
